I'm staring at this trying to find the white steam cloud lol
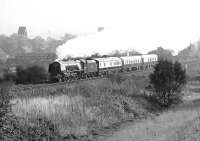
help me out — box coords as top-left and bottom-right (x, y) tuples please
(56, 28), (137, 60)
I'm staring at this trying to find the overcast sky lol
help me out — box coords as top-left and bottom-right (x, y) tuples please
(1, 0), (200, 53)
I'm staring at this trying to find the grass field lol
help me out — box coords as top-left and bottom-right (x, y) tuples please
(2, 71), (200, 140)
(8, 73), (157, 140)
(102, 81), (200, 141)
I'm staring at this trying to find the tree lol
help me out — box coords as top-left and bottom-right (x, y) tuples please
(15, 65), (47, 84)
(149, 60), (186, 107)
(148, 47), (174, 61)
(61, 33), (76, 42)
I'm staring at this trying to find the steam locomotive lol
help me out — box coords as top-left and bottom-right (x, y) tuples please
(48, 54), (158, 82)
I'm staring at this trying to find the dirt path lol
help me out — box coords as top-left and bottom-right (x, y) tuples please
(95, 97), (200, 141)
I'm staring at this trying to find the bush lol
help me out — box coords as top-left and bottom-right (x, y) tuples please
(149, 60), (186, 107)
(16, 65), (47, 84)
(0, 82), (19, 140)
(3, 72), (16, 82)
(107, 73), (126, 85)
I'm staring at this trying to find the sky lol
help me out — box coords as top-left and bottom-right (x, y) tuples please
(1, 0), (200, 54)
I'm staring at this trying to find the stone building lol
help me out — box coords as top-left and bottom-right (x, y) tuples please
(18, 26), (28, 38)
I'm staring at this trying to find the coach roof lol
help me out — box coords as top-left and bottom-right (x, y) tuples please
(94, 57), (121, 62)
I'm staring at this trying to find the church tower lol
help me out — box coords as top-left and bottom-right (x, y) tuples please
(18, 26), (28, 38)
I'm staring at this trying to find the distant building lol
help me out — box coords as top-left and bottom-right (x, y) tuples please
(18, 26), (28, 38)
(97, 27), (104, 32)
(6, 53), (57, 71)
(15, 53), (56, 62)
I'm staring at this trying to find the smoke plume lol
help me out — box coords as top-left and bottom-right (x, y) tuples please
(56, 28), (137, 60)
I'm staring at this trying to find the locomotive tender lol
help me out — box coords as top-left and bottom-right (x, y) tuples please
(48, 54), (158, 82)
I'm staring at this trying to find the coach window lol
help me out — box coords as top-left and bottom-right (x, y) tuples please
(104, 63), (106, 67)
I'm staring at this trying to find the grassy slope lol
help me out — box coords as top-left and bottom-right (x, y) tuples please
(103, 84), (200, 141)
(10, 73), (158, 140)
(10, 71), (200, 141)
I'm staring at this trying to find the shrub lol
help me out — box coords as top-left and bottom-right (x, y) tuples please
(0, 82), (20, 140)
(107, 73), (126, 85)
(3, 72), (16, 82)
(16, 65), (47, 84)
(149, 60), (186, 107)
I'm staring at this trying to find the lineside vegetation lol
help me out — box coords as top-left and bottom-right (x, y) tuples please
(149, 60), (186, 107)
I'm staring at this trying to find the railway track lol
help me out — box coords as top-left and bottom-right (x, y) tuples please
(14, 69), (153, 89)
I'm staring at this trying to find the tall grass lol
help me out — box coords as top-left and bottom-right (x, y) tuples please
(10, 74), (153, 140)
(105, 103), (200, 141)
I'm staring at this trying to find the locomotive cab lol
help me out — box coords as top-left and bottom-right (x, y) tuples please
(79, 59), (98, 77)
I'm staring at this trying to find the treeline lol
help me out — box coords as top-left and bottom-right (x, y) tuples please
(1, 66), (48, 84)
(0, 33), (76, 62)
(148, 46), (174, 61)
(63, 49), (142, 61)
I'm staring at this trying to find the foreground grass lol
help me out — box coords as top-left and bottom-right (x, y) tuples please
(104, 97), (200, 141)
(10, 74), (156, 140)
